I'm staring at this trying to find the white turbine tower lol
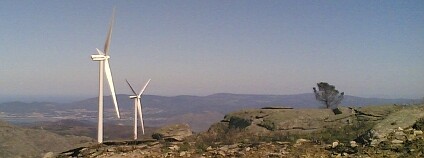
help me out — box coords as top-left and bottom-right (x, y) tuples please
(126, 79), (151, 140)
(90, 9), (121, 143)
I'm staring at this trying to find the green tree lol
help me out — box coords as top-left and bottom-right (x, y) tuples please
(313, 82), (344, 110)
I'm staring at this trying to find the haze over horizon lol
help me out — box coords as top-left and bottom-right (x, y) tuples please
(1, 1), (423, 102)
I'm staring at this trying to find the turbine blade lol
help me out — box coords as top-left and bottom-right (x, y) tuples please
(96, 48), (105, 55)
(138, 79), (151, 98)
(104, 59), (120, 118)
(125, 79), (137, 95)
(137, 99), (145, 135)
(104, 8), (115, 55)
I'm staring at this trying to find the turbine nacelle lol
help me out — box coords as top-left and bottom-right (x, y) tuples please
(91, 54), (110, 61)
(129, 95), (139, 99)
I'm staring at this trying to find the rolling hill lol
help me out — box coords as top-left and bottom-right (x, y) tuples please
(0, 93), (420, 132)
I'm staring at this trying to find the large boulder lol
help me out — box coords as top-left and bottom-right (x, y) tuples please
(152, 124), (193, 141)
(209, 105), (413, 136)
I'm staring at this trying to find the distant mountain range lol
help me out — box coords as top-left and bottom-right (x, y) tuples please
(0, 93), (420, 131)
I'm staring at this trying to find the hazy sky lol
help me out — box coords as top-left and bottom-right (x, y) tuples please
(1, 0), (423, 101)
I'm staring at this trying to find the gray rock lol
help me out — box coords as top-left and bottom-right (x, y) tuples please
(414, 130), (423, 135)
(168, 145), (180, 151)
(245, 147), (251, 152)
(294, 138), (309, 147)
(391, 139), (403, 144)
(350, 141), (358, 148)
(356, 106), (424, 146)
(42, 152), (54, 158)
(332, 142), (339, 148)
(179, 151), (186, 156)
(296, 138), (310, 144)
(152, 124), (193, 141)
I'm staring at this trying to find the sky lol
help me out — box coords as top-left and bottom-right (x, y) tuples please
(0, 0), (423, 102)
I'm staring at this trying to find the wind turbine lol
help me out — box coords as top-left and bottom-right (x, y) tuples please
(90, 9), (121, 143)
(126, 79), (151, 140)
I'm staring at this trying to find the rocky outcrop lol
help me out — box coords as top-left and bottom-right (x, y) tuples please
(56, 139), (326, 158)
(151, 123), (193, 141)
(214, 106), (357, 134)
(353, 104), (399, 121)
(56, 104), (424, 158)
(355, 105), (424, 147)
(209, 105), (413, 136)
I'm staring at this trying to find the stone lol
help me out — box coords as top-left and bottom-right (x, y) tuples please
(276, 141), (290, 145)
(391, 139), (403, 144)
(42, 152), (54, 158)
(332, 107), (343, 115)
(394, 131), (407, 140)
(350, 141), (358, 148)
(245, 147), (251, 152)
(394, 131), (405, 136)
(332, 142), (339, 148)
(206, 146), (213, 151)
(407, 134), (416, 141)
(414, 130), (423, 135)
(228, 144), (239, 149)
(107, 148), (116, 152)
(293, 139), (309, 147)
(218, 150), (226, 156)
(179, 151), (186, 156)
(152, 123), (193, 141)
(296, 138), (310, 144)
(168, 145), (180, 151)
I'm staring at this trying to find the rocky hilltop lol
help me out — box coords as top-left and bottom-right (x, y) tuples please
(56, 104), (424, 157)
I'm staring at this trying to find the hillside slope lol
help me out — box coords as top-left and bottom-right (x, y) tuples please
(0, 120), (94, 158)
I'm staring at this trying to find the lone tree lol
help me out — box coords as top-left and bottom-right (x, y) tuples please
(313, 82), (344, 113)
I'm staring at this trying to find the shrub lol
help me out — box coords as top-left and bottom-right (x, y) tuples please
(152, 133), (164, 140)
(412, 118), (424, 130)
(178, 142), (190, 152)
(309, 121), (375, 143)
(228, 116), (252, 129)
(258, 120), (276, 131)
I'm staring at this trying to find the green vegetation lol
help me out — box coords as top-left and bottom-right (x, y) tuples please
(178, 142), (190, 152)
(228, 116), (252, 129)
(258, 120), (276, 131)
(306, 121), (376, 143)
(152, 133), (164, 140)
(313, 82), (344, 110)
(413, 117), (424, 130)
